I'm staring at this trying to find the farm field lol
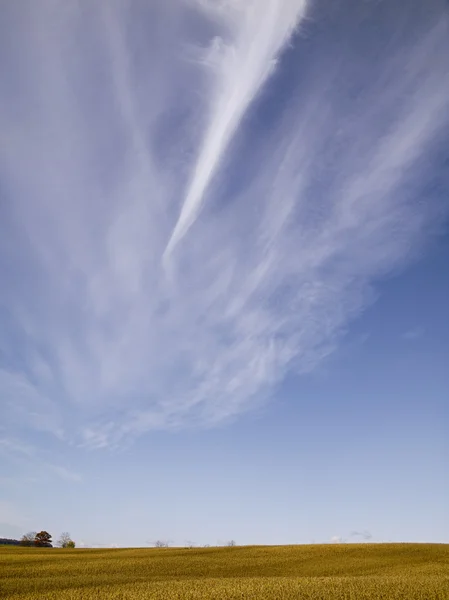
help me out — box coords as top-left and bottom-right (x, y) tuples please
(1, 543), (448, 599)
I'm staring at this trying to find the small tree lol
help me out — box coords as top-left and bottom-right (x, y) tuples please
(21, 532), (36, 547)
(34, 531), (52, 547)
(154, 540), (169, 548)
(66, 540), (76, 549)
(226, 540), (236, 547)
(58, 532), (74, 548)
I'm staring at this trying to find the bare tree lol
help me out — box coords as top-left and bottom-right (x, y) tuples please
(20, 532), (36, 547)
(226, 540), (236, 547)
(57, 532), (75, 548)
(154, 540), (170, 548)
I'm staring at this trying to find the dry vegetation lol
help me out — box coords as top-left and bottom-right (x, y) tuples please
(1, 543), (448, 599)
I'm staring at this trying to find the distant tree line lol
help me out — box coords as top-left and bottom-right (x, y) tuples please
(0, 538), (21, 546)
(3, 532), (236, 549)
(17, 531), (75, 548)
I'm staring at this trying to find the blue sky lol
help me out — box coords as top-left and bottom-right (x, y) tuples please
(0, 0), (448, 547)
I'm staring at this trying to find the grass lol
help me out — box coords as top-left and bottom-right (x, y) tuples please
(1, 543), (448, 599)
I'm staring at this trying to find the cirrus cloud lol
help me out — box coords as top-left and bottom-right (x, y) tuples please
(0, 0), (448, 448)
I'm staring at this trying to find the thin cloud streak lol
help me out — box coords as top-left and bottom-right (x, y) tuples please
(351, 530), (373, 541)
(402, 327), (425, 340)
(0, 0), (448, 448)
(0, 436), (82, 483)
(164, 0), (308, 259)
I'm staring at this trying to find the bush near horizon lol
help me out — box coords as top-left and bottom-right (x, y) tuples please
(57, 532), (76, 548)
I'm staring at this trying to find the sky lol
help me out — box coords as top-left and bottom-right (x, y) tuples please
(0, 0), (448, 548)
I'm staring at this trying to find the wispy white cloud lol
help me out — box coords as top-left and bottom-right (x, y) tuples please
(331, 531), (373, 543)
(164, 0), (308, 258)
(350, 530), (373, 541)
(0, 437), (82, 483)
(330, 535), (345, 543)
(402, 327), (425, 340)
(48, 465), (82, 484)
(0, 500), (35, 539)
(0, 500), (28, 528)
(0, 0), (448, 448)
(0, 437), (36, 460)
(77, 541), (120, 548)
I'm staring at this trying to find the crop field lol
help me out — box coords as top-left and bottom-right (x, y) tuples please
(1, 543), (448, 599)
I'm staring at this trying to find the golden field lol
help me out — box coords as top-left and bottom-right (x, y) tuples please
(1, 543), (448, 599)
